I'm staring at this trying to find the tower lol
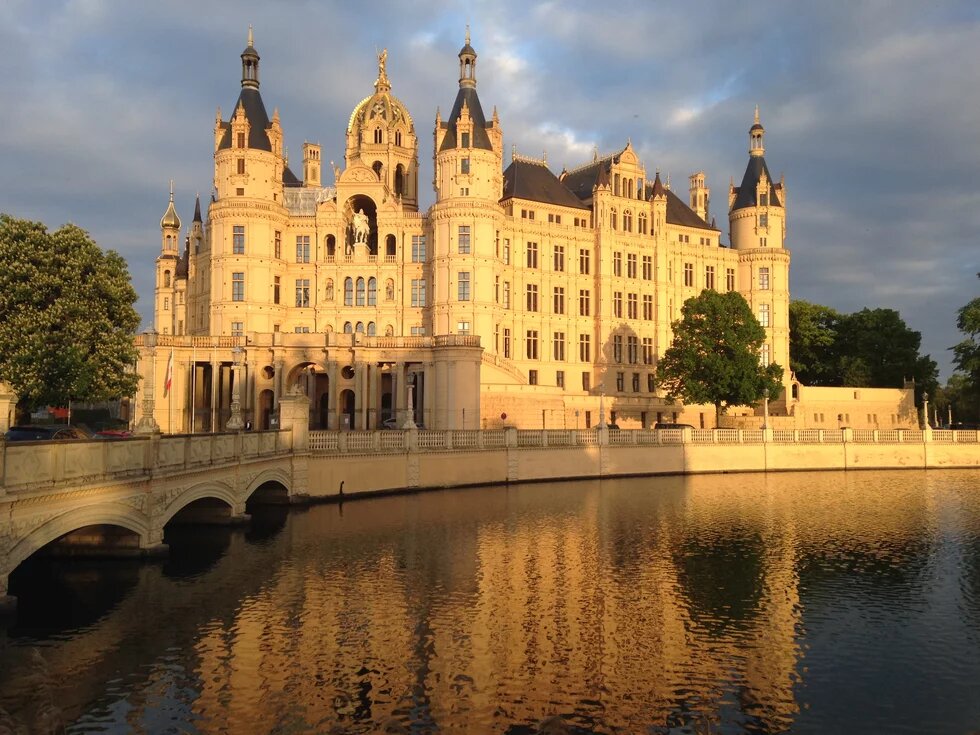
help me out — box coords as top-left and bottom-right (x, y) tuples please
(155, 182), (181, 335)
(729, 107), (791, 382)
(689, 171), (709, 222)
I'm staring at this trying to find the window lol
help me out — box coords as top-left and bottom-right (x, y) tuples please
(553, 332), (566, 361)
(457, 320), (471, 335)
(579, 248), (591, 274)
(295, 235), (311, 263)
(610, 208), (617, 230)
(623, 210), (632, 232)
(726, 268), (735, 292)
(274, 230), (282, 259)
(705, 265), (715, 290)
(274, 276), (281, 304)
(343, 322), (353, 333)
(395, 131), (403, 146)
(521, 208), (535, 220)
(368, 277), (377, 306)
(613, 291), (623, 318)
(642, 337), (653, 364)
(556, 370), (565, 389)
(461, 131), (470, 148)
(374, 129), (383, 144)
(639, 212), (648, 235)
(458, 272), (471, 301)
(367, 322), (377, 336)
(616, 372), (625, 392)
(648, 374), (656, 392)
(526, 241), (538, 268)
(163, 297), (169, 311)
(233, 225), (245, 254)
(579, 334), (591, 362)
(760, 192), (769, 207)
(461, 157), (470, 174)
(356, 277), (365, 306)
(627, 336), (638, 364)
(344, 277), (354, 306)
(632, 372), (640, 392)
(684, 262), (694, 287)
(236, 132), (245, 148)
(503, 239), (510, 264)
(678, 233), (691, 243)
(526, 283), (539, 311)
(553, 244), (565, 272)
(503, 328), (511, 358)
(458, 225), (471, 254)
(759, 213), (768, 228)
(237, 158), (245, 175)
(528, 369), (538, 385)
(295, 279), (310, 307)
(410, 326), (426, 336)
(758, 303), (770, 327)
(412, 235), (426, 262)
(643, 294), (653, 320)
(761, 343), (771, 367)
(642, 255), (652, 280)
(553, 286), (565, 315)
(294, 325), (310, 334)
(627, 253), (637, 278)
(503, 281), (511, 309)
(495, 275), (500, 303)
(232, 272), (245, 301)
(613, 335), (623, 363)
(231, 321), (244, 336)
(526, 330), (539, 360)
(579, 289), (591, 316)
(759, 267), (770, 290)
(582, 373), (591, 392)
(627, 293), (638, 319)
(613, 251), (622, 277)
(411, 278), (426, 307)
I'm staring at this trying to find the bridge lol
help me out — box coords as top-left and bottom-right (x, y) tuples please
(2, 393), (979, 613)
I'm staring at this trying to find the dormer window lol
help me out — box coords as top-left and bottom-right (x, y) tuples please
(461, 132), (470, 148)
(237, 132), (245, 148)
(760, 192), (768, 207)
(374, 128), (383, 144)
(395, 131), (402, 146)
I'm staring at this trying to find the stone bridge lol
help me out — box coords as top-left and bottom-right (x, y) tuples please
(0, 395), (312, 612)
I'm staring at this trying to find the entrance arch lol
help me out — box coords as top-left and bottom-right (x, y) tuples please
(259, 389), (274, 430)
(343, 195), (378, 255)
(340, 389), (355, 430)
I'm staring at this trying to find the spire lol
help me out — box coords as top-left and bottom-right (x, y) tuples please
(650, 171), (667, 200)
(160, 181), (181, 230)
(241, 26), (260, 89)
(193, 193), (202, 223)
(749, 106), (765, 157)
(458, 28), (477, 88)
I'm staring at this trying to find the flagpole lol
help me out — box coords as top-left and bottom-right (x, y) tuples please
(191, 341), (196, 434)
(168, 346), (174, 434)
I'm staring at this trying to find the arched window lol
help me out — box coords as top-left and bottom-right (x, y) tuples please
(395, 131), (402, 146)
(614, 173), (621, 197)
(368, 277), (377, 306)
(637, 178), (644, 199)
(343, 322), (353, 333)
(639, 212), (648, 235)
(623, 210), (632, 232)
(326, 234), (336, 258)
(367, 321), (377, 336)
(626, 179), (634, 199)
(385, 234), (396, 256)
(344, 277), (353, 306)
(373, 128), (383, 144)
(395, 164), (405, 196)
(610, 208), (617, 230)
(385, 324), (394, 336)
(372, 161), (383, 179)
(356, 277), (366, 306)
(164, 270), (171, 287)
(355, 321), (365, 333)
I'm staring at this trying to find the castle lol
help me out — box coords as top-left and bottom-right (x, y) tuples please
(137, 30), (912, 433)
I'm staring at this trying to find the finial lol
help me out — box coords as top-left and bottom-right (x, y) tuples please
(511, 144), (517, 162)
(169, 179), (174, 199)
(377, 47), (389, 86)
(542, 150), (547, 164)
(248, 25), (254, 47)
(466, 24), (471, 45)
(754, 104), (760, 125)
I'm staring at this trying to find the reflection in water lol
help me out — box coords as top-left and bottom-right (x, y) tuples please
(1, 470), (980, 734)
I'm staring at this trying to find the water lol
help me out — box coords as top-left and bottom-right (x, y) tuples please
(2, 469), (980, 734)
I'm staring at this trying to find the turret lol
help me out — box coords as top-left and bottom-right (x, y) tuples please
(689, 171), (709, 223)
(155, 182), (181, 334)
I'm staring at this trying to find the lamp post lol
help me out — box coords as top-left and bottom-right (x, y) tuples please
(762, 386), (770, 430)
(598, 383), (607, 430)
(226, 345), (245, 431)
(921, 392), (929, 430)
(402, 372), (417, 429)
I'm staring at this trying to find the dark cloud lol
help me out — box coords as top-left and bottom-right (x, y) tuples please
(1, 0), (975, 377)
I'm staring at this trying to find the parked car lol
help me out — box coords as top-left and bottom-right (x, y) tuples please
(381, 417), (399, 429)
(95, 429), (133, 440)
(654, 422), (695, 430)
(4, 425), (92, 442)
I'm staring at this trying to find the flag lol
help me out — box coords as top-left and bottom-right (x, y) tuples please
(164, 349), (174, 397)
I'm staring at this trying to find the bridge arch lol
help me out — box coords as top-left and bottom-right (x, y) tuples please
(4, 502), (152, 577)
(159, 481), (239, 526)
(243, 469), (292, 503)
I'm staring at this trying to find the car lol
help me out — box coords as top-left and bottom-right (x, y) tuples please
(4, 425), (92, 442)
(653, 422), (695, 431)
(381, 417), (399, 429)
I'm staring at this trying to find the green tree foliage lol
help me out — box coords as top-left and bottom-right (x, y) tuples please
(0, 215), (141, 410)
(658, 290), (783, 417)
(789, 300), (939, 400)
(950, 273), (980, 420)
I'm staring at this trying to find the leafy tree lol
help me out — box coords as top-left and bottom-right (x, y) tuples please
(0, 214), (141, 412)
(658, 289), (783, 419)
(789, 300), (842, 385)
(951, 272), (980, 421)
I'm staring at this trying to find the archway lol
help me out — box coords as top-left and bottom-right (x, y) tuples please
(385, 234), (396, 258)
(343, 195), (377, 255)
(340, 389), (355, 430)
(259, 389), (274, 430)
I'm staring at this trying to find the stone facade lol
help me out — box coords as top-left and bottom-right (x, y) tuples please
(141, 30), (901, 432)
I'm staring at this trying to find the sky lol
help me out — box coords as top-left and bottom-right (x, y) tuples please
(1, 0), (977, 379)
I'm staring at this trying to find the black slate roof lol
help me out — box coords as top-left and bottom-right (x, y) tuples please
(217, 87), (272, 152)
(561, 157), (616, 202)
(175, 241), (189, 278)
(731, 155), (781, 211)
(665, 189), (716, 231)
(439, 86), (493, 151)
(283, 165), (302, 187)
(502, 159), (590, 210)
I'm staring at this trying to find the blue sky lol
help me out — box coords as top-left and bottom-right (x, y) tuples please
(1, 0), (977, 378)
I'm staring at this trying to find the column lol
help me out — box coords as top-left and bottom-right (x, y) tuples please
(135, 333), (161, 434)
(210, 360), (220, 433)
(447, 359), (457, 429)
(328, 361), (338, 429)
(368, 362), (381, 429)
(226, 347), (244, 430)
(392, 362), (403, 425)
(423, 361), (435, 429)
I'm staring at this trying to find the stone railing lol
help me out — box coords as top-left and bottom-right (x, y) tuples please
(307, 427), (980, 456)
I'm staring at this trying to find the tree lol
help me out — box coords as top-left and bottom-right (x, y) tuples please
(658, 289), (783, 419)
(0, 215), (141, 412)
(789, 300), (842, 385)
(951, 272), (980, 421)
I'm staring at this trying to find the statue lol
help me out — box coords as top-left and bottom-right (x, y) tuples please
(378, 48), (388, 81)
(385, 279), (394, 301)
(353, 208), (370, 245)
